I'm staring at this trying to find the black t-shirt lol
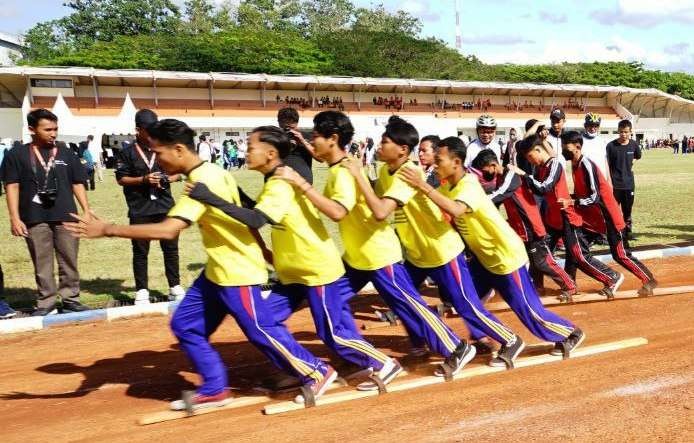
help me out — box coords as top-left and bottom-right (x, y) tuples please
(284, 132), (313, 184)
(607, 139), (641, 190)
(115, 143), (175, 218)
(0, 143), (87, 225)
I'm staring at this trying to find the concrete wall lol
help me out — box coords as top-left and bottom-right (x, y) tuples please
(0, 108), (22, 139)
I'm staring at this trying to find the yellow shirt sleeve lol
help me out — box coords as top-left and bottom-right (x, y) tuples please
(451, 177), (484, 212)
(329, 167), (358, 211)
(255, 177), (293, 224)
(383, 172), (417, 206)
(168, 194), (207, 223)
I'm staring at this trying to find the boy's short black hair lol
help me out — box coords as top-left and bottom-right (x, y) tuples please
(313, 111), (354, 148)
(524, 119), (538, 132)
(419, 135), (440, 148)
(516, 135), (544, 157)
(384, 116), (419, 153)
(147, 119), (197, 152)
(135, 109), (158, 130)
(277, 107), (300, 128)
(560, 130), (583, 146)
(27, 108), (58, 128)
(618, 119), (632, 130)
(252, 125), (292, 159)
(438, 136), (467, 163)
(471, 149), (499, 170)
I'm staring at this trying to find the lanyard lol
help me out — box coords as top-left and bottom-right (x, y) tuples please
(31, 145), (58, 173)
(134, 143), (156, 171)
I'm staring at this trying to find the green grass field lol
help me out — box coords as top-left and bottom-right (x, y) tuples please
(1, 149), (693, 309)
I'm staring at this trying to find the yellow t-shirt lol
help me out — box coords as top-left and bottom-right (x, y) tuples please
(440, 174), (528, 275)
(255, 176), (345, 286)
(168, 162), (268, 286)
(376, 161), (464, 268)
(324, 163), (402, 271)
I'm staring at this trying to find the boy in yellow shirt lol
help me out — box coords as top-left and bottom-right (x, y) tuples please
(66, 119), (335, 411)
(276, 111), (466, 379)
(185, 126), (400, 397)
(400, 137), (585, 358)
(342, 116), (523, 368)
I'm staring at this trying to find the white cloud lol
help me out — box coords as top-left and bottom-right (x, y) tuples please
(397, 0), (441, 22)
(538, 11), (567, 23)
(591, 0), (694, 27)
(470, 36), (694, 74)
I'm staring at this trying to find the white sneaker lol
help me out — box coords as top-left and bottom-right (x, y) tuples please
(169, 285), (186, 302)
(134, 289), (150, 305)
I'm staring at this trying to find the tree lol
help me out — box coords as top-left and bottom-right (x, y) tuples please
(352, 4), (421, 35)
(235, 0), (302, 32)
(182, 0), (216, 34)
(300, 0), (354, 36)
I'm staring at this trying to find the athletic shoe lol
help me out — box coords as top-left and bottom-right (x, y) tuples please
(31, 306), (58, 316)
(294, 366), (338, 404)
(550, 328), (586, 357)
(488, 335), (526, 368)
(134, 289), (150, 305)
(356, 359), (403, 391)
(170, 390), (232, 411)
(637, 279), (658, 297)
(472, 338), (495, 356)
(169, 285), (186, 302)
(434, 341), (476, 377)
(609, 273), (625, 294)
(557, 289), (577, 303)
(0, 300), (16, 319)
(61, 300), (91, 312)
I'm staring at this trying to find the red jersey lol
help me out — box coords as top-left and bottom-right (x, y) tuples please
(489, 169), (546, 241)
(572, 156), (626, 233)
(525, 157), (582, 230)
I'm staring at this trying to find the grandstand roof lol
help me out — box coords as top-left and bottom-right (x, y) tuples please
(1, 66), (693, 122)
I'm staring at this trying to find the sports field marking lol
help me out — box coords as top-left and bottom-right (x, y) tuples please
(600, 374), (693, 398)
(262, 337), (648, 415)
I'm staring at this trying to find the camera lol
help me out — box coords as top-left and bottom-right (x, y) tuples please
(158, 173), (170, 186)
(37, 188), (58, 206)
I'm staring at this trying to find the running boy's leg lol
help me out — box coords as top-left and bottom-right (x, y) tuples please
(605, 218), (654, 284)
(169, 275), (228, 396)
(562, 220), (617, 287)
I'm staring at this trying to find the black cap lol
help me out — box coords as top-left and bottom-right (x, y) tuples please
(550, 108), (565, 120)
(135, 109), (159, 130)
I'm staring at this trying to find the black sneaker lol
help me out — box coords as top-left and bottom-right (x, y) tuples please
(637, 279), (658, 297)
(488, 335), (526, 368)
(61, 300), (91, 313)
(435, 341), (476, 378)
(550, 328), (586, 357)
(31, 305), (58, 316)
(557, 289), (577, 303)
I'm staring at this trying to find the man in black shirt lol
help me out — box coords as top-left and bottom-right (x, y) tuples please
(277, 107), (317, 184)
(0, 109), (92, 316)
(116, 109), (184, 305)
(607, 119), (642, 239)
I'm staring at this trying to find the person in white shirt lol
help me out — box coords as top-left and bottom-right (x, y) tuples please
(581, 113), (609, 178)
(465, 114), (500, 168)
(197, 135), (212, 162)
(236, 139), (247, 168)
(87, 135), (104, 182)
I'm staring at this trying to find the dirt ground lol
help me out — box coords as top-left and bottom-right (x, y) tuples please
(2, 256), (693, 443)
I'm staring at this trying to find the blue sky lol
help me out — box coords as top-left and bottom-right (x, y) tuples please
(1, 0), (693, 73)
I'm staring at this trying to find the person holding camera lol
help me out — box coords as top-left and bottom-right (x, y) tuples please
(116, 109), (184, 305)
(0, 109), (92, 316)
(277, 107), (317, 184)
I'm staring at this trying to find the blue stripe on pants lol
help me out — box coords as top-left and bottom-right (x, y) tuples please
(170, 273), (327, 396)
(345, 262), (460, 357)
(468, 258), (575, 342)
(405, 253), (516, 346)
(266, 277), (389, 370)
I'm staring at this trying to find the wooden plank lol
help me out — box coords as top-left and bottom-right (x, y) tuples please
(262, 337), (648, 415)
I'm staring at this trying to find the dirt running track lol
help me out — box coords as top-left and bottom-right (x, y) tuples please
(2, 256), (693, 442)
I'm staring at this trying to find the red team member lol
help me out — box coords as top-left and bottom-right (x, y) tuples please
(513, 136), (624, 298)
(560, 131), (657, 296)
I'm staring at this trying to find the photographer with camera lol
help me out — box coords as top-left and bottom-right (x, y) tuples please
(277, 107), (317, 184)
(116, 109), (184, 305)
(0, 109), (92, 316)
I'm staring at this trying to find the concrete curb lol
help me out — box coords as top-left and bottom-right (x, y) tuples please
(1, 245), (693, 335)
